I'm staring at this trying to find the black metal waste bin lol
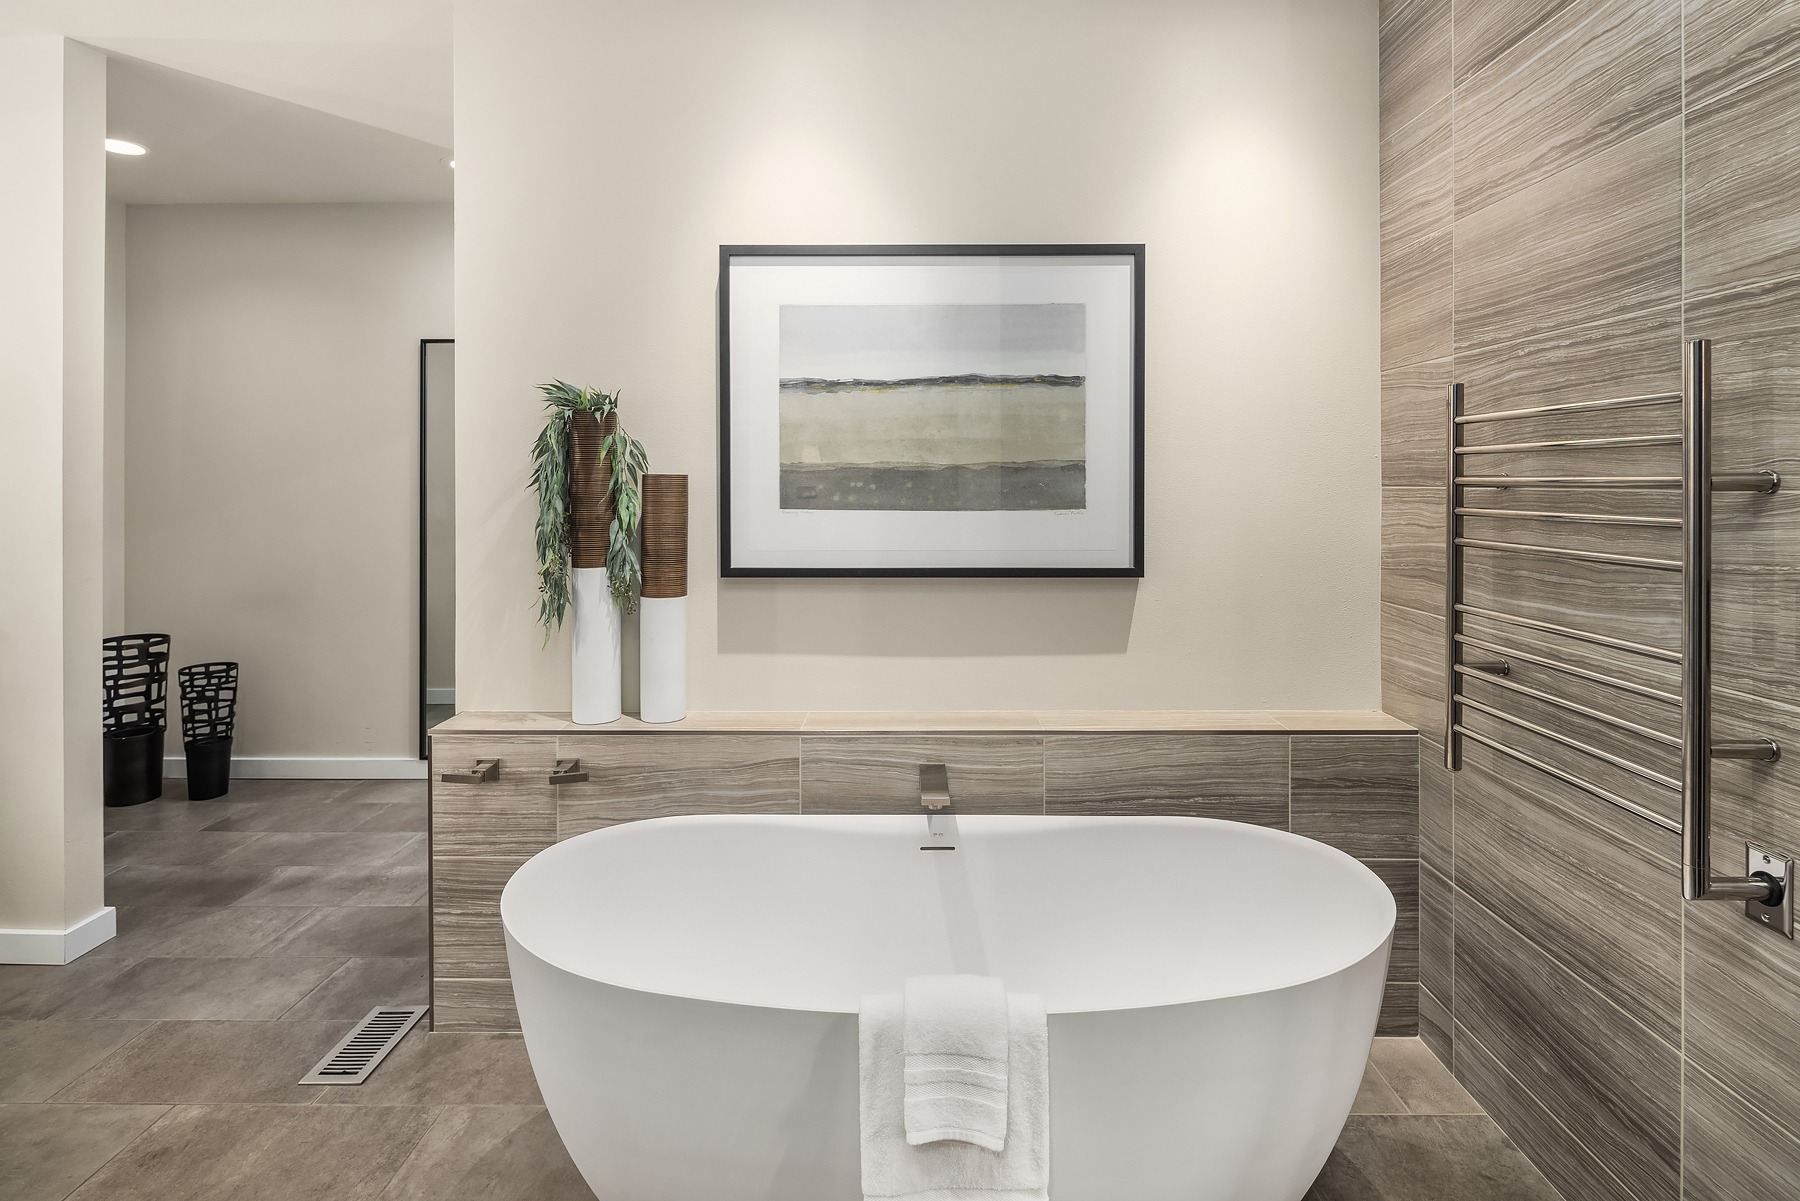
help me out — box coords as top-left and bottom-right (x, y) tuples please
(103, 634), (171, 807)
(179, 662), (239, 800)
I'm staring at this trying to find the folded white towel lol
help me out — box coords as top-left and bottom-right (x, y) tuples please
(860, 990), (1049, 1201)
(904, 975), (1010, 1149)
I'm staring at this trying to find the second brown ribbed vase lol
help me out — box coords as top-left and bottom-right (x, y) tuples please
(568, 411), (621, 724)
(638, 474), (688, 723)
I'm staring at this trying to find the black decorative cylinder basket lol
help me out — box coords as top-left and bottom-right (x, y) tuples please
(102, 634), (171, 807)
(178, 662), (239, 801)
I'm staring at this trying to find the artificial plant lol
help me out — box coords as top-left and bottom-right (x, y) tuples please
(530, 381), (650, 638)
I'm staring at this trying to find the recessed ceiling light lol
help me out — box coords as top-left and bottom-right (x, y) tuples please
(448, 159), (456, 168)
(105, 138), (146, 155)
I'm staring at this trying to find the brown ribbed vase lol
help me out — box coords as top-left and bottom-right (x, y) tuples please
(641, 474), (689, 599)
(567, 410), (617, 569)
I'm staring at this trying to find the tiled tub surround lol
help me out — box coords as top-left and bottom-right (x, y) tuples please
(1379, 0), (1800, 1198)
(428, 711), (1420, 1034)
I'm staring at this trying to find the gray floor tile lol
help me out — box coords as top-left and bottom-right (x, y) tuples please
(236, 866), (428, 908)
(51, 1021), (346, 1105)
(103, 831), (262, 868)
(381, 1106), (594, 1200)
(85, 906), (312, 959)
(197, 799), (381, 834)
(203, 779), (360, 804)
(214, 832), (425, 868)
(339, 780), (427, 805)
(352, 802), (430, 833)
(1371, 1037), (1483, 1115)
(0, 1103), (168, 1201)
(103, 865), (275, 909)
(262, 906), (427, 959)
(1305, 1115), (1562, 1200)
(316, 1032), (543, 1106)
(49, 957), (348, 1021)
(1352, 1059), (1408, 1115)
(0, 1022), (153, 1103)
(65, 1104), (436, 1201)
(0, 961), (141, 1022)
(281, 958), (427, 1021)
(103, 802), (228, 833)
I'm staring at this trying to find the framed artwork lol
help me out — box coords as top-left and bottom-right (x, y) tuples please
(718, 244), (1144, 577)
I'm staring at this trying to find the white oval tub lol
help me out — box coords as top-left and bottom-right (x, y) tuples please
(501, 815), (1395, 1201)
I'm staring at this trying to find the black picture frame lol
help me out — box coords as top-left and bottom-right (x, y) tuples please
(718, 244), (1145, 578)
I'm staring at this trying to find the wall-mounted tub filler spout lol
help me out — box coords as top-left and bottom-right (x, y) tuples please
(920, 764), (950, 811)
(920, 764), (955, 849)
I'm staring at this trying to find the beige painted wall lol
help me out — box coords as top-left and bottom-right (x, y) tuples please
(124, 203), (452, 760)
(0, 36), (107, 943)
(455, 0), (1381, 713)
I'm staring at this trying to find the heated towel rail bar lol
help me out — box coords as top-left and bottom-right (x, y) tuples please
(1443, 339), (1784, 910)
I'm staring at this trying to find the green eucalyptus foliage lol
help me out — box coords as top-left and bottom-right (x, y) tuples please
(529, 380), (649, 639)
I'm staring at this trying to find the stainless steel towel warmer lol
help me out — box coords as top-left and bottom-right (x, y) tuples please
(1443, 338), (1788, 919)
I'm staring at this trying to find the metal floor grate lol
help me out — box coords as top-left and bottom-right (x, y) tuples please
(298, 1005), (429, 1085)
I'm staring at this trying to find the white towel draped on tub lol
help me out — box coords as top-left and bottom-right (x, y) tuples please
(859, 981), (1049, 1201)
(904, 974), (1010, 1149)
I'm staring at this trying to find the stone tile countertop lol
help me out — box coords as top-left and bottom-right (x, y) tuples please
(430, 710), (1417, 736)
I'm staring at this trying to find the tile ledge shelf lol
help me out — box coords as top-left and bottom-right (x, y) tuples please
(431, 709), (1417, 736)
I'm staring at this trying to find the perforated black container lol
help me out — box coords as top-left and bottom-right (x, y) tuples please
(103, 634), (171, 807)
(179, 662), (239, 800)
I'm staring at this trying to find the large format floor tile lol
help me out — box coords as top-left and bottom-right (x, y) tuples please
(315, 1032), (543, 1107)
(379, 1106), (595, 1200)
(235, 865), (428, 908)
(102, 831), (263, 868)
(1305, 1114), (1562, 1200)
(0, 961), (141, 1022)
(351, 802), (430, 833)
(50, 1021), (347, 1105)
(197, 799), (385, 834)
(1370, 1037), (1483, 1115)
(65, 1104), (437, 1201)
(262, 906), (427, 959)
(338, 780), (428, 806)
(102, 866), (275, 909)
(0, 1103), (168, 1201)
(214, 831), (424, 868)
(280, 958), (427, 1021)
(0, 1022), (153, 1103)
(49, 957), (348, 1021)
(84, 905), (312, 960)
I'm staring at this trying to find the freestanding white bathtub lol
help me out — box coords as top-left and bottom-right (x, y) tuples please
(502, 815), (1394, 1201)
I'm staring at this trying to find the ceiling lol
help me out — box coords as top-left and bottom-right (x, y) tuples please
(105, 54), (452, 204)
(0, 1), (451, 145)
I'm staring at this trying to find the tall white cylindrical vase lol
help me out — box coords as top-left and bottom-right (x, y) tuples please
(638, 596), (686, 723)
(570, 566), (622, 725)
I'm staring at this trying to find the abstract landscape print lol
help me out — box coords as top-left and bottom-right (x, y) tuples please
(777, 303), (1087, 511)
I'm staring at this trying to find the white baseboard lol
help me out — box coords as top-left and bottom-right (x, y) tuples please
(0, 906), (117, 965)
(426, 688), (455, 706)
(163, 756), (428, 780)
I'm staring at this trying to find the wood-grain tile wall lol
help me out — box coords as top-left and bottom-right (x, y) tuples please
(428, 729), (1419, 1034)
(1381, 0), (1800, 1193)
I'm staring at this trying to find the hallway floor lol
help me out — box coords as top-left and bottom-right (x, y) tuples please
(0, 779), (1560, 1200)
